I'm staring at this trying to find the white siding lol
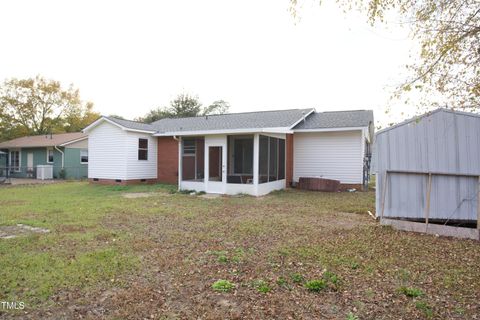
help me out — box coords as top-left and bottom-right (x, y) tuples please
(293, 130), (364, 184)
(88, 122), (128, 180)
(125, 132), (157, 180)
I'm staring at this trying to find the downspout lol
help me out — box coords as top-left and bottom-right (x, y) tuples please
(54, 145), (64, 168)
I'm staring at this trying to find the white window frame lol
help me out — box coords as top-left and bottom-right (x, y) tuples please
(138, 138), (148, 161)
(46, 147), (54, 163)
(10, 149), (21, 172)
(80, 149), (88, 164)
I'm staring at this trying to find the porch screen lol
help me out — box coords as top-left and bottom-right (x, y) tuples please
(181, 138), (204, 181)
(259, 135), (285, 183)
(227, 135), (254, 184)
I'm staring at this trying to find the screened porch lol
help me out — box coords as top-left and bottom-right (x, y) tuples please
(178, 133), (286, 196)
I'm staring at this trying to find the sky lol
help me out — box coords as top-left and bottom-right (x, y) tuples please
(0, 0), (418, 127)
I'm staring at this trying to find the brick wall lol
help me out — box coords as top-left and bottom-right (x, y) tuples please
(286, 133), (294, 187)
(157, 137), (179, 184)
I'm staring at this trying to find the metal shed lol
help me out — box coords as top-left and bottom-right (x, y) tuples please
(374, 108), (480, 240)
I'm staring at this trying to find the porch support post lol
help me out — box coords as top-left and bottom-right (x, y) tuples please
(253, 133), (259, 195)
(177, 137), (182, 191)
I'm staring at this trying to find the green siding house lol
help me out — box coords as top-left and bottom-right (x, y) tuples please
(0, 132), (88, 180)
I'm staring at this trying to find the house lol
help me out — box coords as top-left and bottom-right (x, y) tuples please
(0, 132), (89, 179)
(83, 109), (373, 196)
(374, 108), (480, 240)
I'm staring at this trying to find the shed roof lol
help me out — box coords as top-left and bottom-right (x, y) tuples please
(376, 108), (480, 136)
(293, 110), (373, 130)
(0, 132), (87, 149)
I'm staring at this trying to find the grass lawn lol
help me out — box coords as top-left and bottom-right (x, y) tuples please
(0, 182), (479, 319)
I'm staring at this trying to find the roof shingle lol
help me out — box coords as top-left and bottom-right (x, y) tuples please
(151, 108), (314, 133)
(0, 132), (87, 149)
(294, 110), (373, 130)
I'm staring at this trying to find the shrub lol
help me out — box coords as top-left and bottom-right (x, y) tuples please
(290, 273), (304, 284)
(276, 277), (287, 287)
(253, 280), (271, 293)
(305, 279), (327, 292)
(399, 286), (424, 298)
(323, 271), (339, 285)
(212, 280), (235, 292)
(346, 313), (359, 320)
(415, 301), (433, 318)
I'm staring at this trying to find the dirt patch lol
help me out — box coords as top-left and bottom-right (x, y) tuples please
(0, 224), (50, 239)
(199, 193), (221, 199)
(121, 192), (156, 199)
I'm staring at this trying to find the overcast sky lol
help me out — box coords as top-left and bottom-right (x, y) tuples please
(0, 0), (417, 126)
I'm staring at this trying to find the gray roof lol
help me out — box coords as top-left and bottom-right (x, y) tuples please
(102, 108), (373, 134)
(151, 108), (314, 133)
(294, 110), (373, 130)
(104, 116), (156, 132)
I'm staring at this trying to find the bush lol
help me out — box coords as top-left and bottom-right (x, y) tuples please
(276, 277), (288, 287)
(399, 286), (424, 298)
(253, 280), (271, 293)
(212, 280), (235, 292)
(305, 279), (327, 292)
(323, 271), (339, 285)
(415, 301), (433, 318)
(346, 313), (359, 320)
(290, 273), (304, 284)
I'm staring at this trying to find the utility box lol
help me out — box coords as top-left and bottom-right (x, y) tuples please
(37, 165), (53, 180)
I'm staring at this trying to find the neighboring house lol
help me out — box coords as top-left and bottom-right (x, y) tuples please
(0, 132), (88, 179)
(374, 108), (480, 239)
(84, 109), (373, 196)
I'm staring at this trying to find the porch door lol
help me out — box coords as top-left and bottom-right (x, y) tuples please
(205, 136), (226, 193)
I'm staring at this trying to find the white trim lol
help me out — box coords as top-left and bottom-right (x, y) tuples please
(154, 127), (292, 137)
(9, 149), (21, 172)
(80, 149), (88, 164)
(293, 126), (367, 133)
(46, 147), (54, 163)
(137, 138), (149, 161)
(83, 117), (156, 134)
(59, 136), (88, 147)
(288, 108), (315, 129)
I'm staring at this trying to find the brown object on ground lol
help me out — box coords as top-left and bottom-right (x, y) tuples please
(298, 177), (340, 192)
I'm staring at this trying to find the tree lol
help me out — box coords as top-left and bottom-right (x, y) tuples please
(140, 93), (230, 123)
(203, 100), (231, 116)
(0, 76), (99, 141)
(291, 0), (480, 111)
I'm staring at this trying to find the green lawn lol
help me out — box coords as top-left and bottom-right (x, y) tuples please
(0, 182), (479, 319)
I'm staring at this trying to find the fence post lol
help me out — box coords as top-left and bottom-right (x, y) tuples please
(477, 176), (480, 233)
(380, 171), (389, 220)
(424, 173), (432, 231)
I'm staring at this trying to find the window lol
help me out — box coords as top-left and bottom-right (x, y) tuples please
(181, 138), (204, 181)
(10, 150), (20, 172)
(47, 148), (54, 163)
(258, 135), (286, 184)
(183, 139), (196, 155)
(138, 138), (148, 160)
(80, 149), (88, 164)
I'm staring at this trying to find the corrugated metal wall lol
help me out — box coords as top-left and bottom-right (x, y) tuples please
(374, 109), (480, 221)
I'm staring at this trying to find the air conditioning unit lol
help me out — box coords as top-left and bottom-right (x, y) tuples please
(37, 165), (53, 180)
